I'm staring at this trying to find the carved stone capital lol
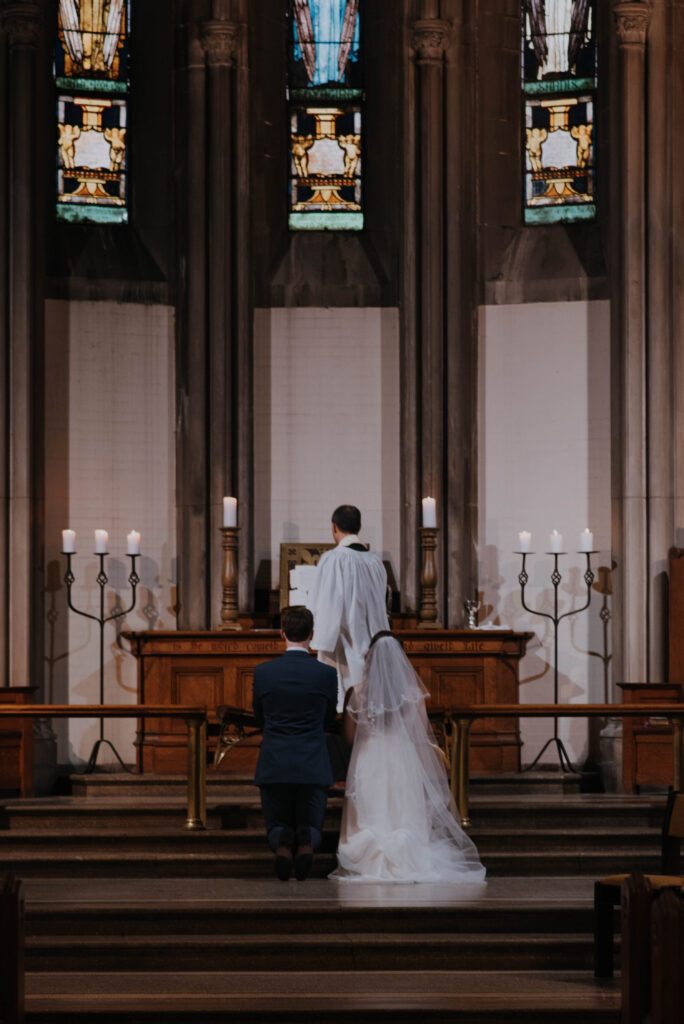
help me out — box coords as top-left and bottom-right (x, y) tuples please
(200, 19), (240, 67)
(614, 1), (652, 48)
(2, 1), (40, 48)
(412, 18), (451, 64)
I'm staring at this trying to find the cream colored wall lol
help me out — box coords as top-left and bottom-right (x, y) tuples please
(253, 307), (401, 590)
(478, 300), (612, 767)
(44, 300), (176, 766)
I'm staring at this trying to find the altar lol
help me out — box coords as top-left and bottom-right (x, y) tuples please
(124, 628), (532, 774)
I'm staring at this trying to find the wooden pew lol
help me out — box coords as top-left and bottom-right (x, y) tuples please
(620, 871), (684, 1024)
(0, 873), (24, 1024)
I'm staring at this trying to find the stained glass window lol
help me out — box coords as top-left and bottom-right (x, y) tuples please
(55, 1), (130, 224)
(287, 0), (363, 231)
(522, 1), (596, 224)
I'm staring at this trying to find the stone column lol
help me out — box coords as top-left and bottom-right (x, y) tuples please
(177, 22), (209, 629)
(200, 12), (240, 627)
(613, 1), (651, 681)
(412, 12), (451, 623)
(3, 2), (40, 685)
(646, 0), (672, 681)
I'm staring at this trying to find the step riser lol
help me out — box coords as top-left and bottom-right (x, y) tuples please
(25, 943), (595, 973)
(27, 907), (597, 937)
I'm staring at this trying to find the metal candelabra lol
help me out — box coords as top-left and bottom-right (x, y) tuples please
(62, 548), (140, 772)
(517, 548), (597, 773)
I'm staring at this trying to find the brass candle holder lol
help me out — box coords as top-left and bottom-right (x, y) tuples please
(218, 526), (241, 631)
(418, 526), (442, 629)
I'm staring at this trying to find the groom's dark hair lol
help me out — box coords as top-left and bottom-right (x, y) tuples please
(281, 605), (314, 642)
(332, 504), (361, 534)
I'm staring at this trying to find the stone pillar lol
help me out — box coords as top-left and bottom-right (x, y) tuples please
(3, 2), (40, 685)
(200, 12), (240, 627)
(412, 12), (450, 623)
(443, 2), (475, 626)
(177, 21), (209, 629)
(613, 1), (652, 681)
(646, 0), (672, 681)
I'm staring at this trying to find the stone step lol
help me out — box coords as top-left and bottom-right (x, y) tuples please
(0, 845), (661, 879)
(0, 823), (661, 854)
(2, 793), (666, 833)
(23, 969), (620, 1023)
(26, 931), (595, 973)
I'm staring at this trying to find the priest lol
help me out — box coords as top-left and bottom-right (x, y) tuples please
(306, 504), (389, 709)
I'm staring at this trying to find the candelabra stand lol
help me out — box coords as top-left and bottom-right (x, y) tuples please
(418, 527), (443, 629)
(218, 526), (241, 631)
(62, 550), (140, 773)
(517, 549), (597, 773)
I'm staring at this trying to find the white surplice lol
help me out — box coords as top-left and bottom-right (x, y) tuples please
(306, 535), (389, 708)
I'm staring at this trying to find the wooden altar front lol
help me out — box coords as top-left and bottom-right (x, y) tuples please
(125, 629), (532, 774)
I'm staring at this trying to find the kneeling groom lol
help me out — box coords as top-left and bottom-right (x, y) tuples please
(253, 605), (338, 880)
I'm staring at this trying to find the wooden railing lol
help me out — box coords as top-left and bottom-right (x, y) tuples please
(0, 705), (208, 830)
(443, 704), (684, 827)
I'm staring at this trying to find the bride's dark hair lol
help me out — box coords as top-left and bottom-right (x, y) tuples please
(367, 630), (401, 653)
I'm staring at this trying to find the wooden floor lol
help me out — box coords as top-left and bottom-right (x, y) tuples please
(2, 772), (663, 1021)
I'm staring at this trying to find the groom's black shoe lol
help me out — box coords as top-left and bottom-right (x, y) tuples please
(294, 825), (314, 881)
(275, 826), (294, 881)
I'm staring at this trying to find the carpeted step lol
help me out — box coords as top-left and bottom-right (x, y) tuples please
(23, 968), (621, 1023)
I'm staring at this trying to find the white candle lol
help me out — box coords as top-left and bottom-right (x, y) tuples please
(62, 529), (76, 554)
(518, 530), (531, 553)
(127, 530), (141, 555)
(94, 529), (108, 553)
(222, 496), (237, 527)
(422, 497), (437, 528)
(549, 530), (563, 553)
(580, 528), (593, 552)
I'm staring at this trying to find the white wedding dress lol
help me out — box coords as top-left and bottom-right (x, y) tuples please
(330, 635), (486, 884)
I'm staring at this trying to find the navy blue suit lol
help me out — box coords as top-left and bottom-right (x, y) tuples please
(253, 649), (338, 851)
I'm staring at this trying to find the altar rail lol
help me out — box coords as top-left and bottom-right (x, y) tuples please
(447, 703), (684, 828)
(0, 705), (207, 830)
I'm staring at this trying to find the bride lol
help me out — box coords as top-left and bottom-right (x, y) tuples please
(330, 632), (486, 883)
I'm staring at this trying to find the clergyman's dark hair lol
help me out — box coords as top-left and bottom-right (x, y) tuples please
(332, 504), (361, 534)
(281, 605), (314, 642)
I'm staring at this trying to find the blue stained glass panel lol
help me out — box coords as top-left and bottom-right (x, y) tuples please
(521, 1), (596, 225)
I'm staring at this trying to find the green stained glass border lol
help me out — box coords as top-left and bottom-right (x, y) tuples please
(524, 203), (595, 225)
(524, 78), (595, 96)
(55, 76), (127, 94)
(57, 205), (129, 224)
(289, 211), (364, 231)
(289, 87), (363, 102)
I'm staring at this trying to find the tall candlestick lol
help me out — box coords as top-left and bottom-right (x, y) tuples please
(580, 528), (593, 552)
(62, 529), (76, 554)
(94, 529), (108, 554)
(222, 496), (237, 527)
(518, 530), (531, 553)
(549, 530), (563, 553)
(126, 530), (141, 555)
(422, 496), (437, 528)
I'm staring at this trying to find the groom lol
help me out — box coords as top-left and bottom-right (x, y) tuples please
(252, 605), (338, 881)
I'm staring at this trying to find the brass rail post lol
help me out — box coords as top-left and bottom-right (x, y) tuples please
(454, 717), (472, 829)
(185, 716), (206, 830)
(672, 716), (684, 792)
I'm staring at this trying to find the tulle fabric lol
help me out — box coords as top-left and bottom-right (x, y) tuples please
(330, 635), (486, 883)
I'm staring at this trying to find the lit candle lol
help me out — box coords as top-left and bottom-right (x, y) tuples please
(580, 528), (594, 552)
(94, 529), (108, 553)
(62, 529), (76, 554)
(549, 530), (563, 553)
(518, 530), (531, 553)
(127, 530), (141, 555)
(422, 497), (437, 528)
(222, 496), (237, 527)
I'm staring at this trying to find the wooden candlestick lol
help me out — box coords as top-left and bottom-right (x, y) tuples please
(218, 527), (241, 631)
(418, 526), (442, 629)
